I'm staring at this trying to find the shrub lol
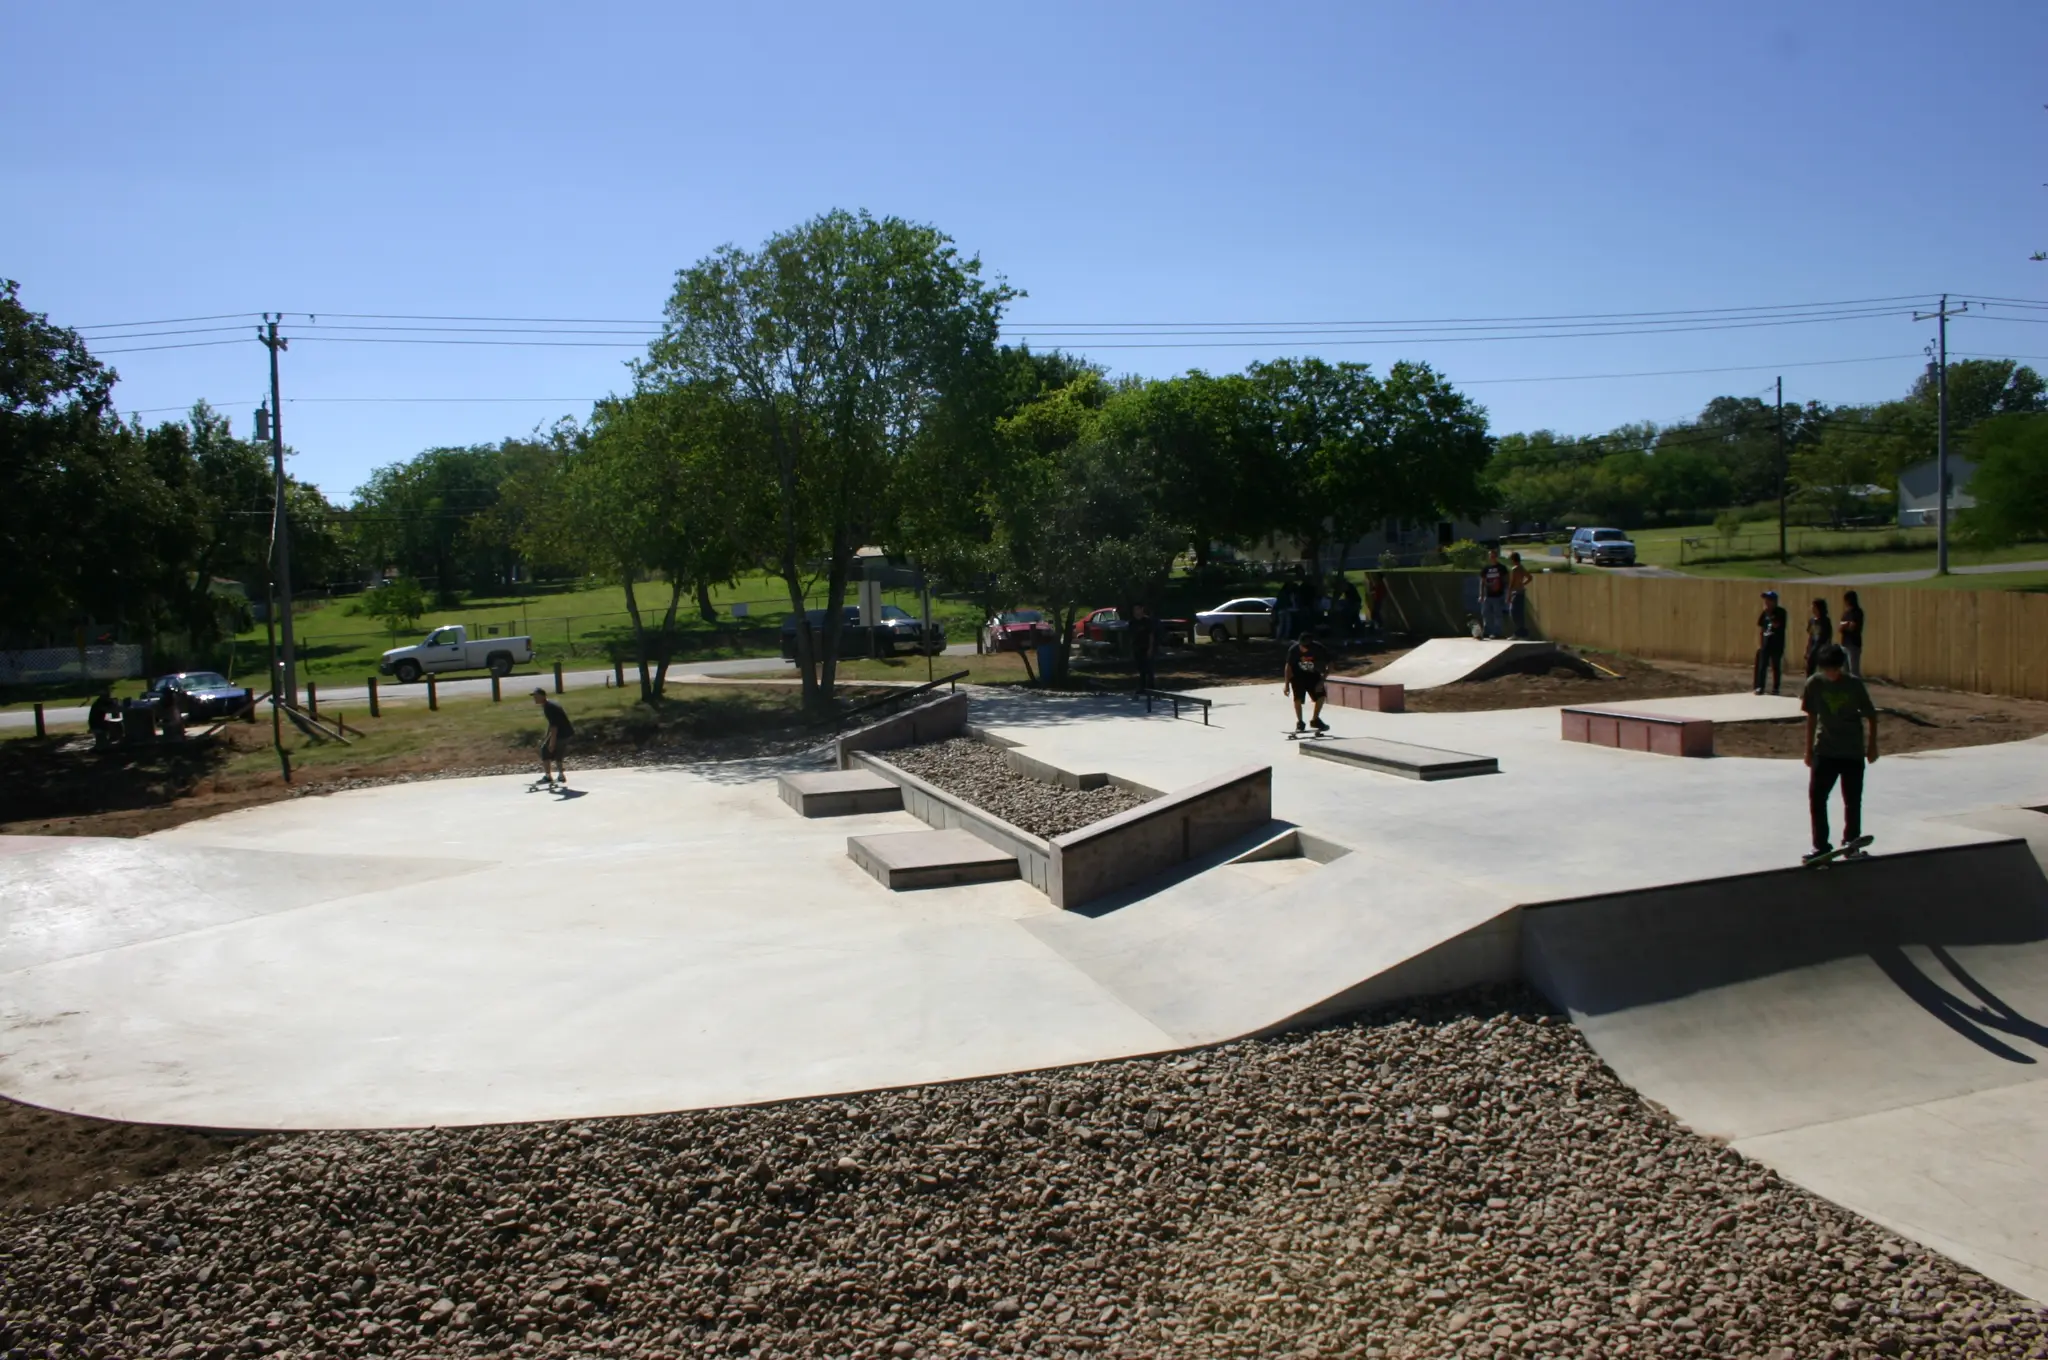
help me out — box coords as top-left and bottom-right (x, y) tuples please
(1442, 539), (1489, 571)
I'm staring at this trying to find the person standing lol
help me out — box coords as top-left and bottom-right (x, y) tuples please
(1839, 590), (1866, 678)
(1283, 632), (1333, 734)
(1273, 578), (1297, 642)
(1506, 552), (1534, 638)
(531, 687), (574, 788)
(1804, 598), (1833, 677)
(1753, 590), (1788, 695)
(1477, 548), (1510, 639)
(1129, 603), (1158, 693)
(1367, 572), (1388, 634)
(1802, 643), (1878, 863)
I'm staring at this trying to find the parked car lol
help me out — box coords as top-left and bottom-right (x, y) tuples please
(146, 671), (254, 720)
(780, 605), (945, 660)
(1195, 596), (1278, 643)
(1569, 527), (1638, 566)
(1071, 606), (1194, 646)
(982, 609), (1056, 653)
(378, 625), (535, 683)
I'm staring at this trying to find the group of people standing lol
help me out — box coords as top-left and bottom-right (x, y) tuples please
(1476, 548), (1534, 639)
(1274, 572), (1380, 642)
(1753, 588), (1866, 695)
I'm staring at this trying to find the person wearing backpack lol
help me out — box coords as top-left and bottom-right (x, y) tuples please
(531, 687), (575, 789)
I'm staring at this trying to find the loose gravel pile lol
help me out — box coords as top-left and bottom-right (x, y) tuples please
(882, 738), (1150, 840)
(4, 987), (2042, 1360)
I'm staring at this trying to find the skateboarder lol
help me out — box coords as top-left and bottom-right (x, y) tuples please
(1283, 633), (1333, 734)
(1477, 548), (1509, 639)
(1753, 590), (1788, 695)
(531, 687), (574, 788)
(1801, 643), (1878, 865)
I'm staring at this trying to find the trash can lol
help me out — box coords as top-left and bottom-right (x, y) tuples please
(1034, 642), (1058, 682)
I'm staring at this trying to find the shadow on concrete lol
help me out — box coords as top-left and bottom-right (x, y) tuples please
(1060, 819), (1299, 918)
(1871, 943), (2048, 1064)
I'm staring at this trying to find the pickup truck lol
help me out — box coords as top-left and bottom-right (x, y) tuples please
(378, 625), (535, 683)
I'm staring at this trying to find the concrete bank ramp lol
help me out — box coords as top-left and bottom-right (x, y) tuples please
(1524, 835), (2048, 1302)
(1365, 638), (1587, 691)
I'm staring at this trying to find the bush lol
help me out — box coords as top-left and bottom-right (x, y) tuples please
(1714, 509), (1746, 541)
(1377, 548), (1401, 571)
(1442, 539), (1489, 571)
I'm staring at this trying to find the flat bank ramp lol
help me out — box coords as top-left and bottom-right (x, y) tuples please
(1524, 836), (2048, 1303)
(1363, 638), (1583, 690)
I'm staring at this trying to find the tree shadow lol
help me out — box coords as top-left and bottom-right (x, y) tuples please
(1871, 943), (2048, 1064)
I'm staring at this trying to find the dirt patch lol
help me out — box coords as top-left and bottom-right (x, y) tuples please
(0, 1095), (264, 1214)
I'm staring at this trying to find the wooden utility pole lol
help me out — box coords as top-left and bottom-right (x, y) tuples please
(1775, 376), (1787, 563)
(257, 315), (299, 702)
(1912, 295), (1969, 575)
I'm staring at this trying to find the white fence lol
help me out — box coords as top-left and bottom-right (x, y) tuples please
(0, 644), (146, 686)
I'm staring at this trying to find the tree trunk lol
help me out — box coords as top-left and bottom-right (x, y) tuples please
(818, 528), (852, 707)
(622, 577), (654, 702)
(650, 579), (685, 697)
(695, 580), (718, 624)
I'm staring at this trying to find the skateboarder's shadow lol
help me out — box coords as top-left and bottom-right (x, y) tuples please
(551, 788), (588, 801)
(1872, 944), (2048, 1063)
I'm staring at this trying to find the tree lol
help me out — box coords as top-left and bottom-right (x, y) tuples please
(1910, 359), (2046, 430)
(643, 209), (1014, 711)
(362, 577), (428, 637)
(1956, 413), (2048, 545)
(1096, 371), (1277, 567)
(350, 444), (518, 603)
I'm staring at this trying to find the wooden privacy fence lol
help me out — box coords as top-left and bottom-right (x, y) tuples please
(1525, 573), (2048, 700)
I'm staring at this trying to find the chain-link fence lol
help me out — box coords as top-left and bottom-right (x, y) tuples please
(0, 644), (146, 686)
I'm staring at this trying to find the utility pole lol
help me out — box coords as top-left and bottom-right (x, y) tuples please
(1912, 295), (1969, 575)
(257, 316), (298, 703)
(1775, 376), (1787, 564)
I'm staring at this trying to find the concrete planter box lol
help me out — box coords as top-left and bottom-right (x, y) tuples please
(851, 751), (1055, 893)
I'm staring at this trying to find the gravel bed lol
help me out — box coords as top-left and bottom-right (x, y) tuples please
(882, 737), (1150, 840)
(4, 987), (2042, 1360)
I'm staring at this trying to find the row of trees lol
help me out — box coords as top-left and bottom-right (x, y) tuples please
(1491, 361), (2046, 530)
(0, 280), (352, 659)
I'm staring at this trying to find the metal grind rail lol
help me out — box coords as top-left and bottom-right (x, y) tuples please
(819, 670), (971, 730)
(1138, 688), (1212, 725)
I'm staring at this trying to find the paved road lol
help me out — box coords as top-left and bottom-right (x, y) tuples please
(0, 645), (979, 732)
(1792, 558), (2048, 586)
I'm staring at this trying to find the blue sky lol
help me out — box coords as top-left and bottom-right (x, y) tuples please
(4, 0), (2044, 499)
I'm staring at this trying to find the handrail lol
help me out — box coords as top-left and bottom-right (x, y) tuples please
(1138, 687), (1212, 726)
(818, 670), (971, 729)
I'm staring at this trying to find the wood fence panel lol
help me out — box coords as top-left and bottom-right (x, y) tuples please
(1524, 573), (2048, 700)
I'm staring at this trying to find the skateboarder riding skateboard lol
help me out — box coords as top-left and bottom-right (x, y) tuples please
(1801, 643), (1877, 865)
(1283, 634), (1333, 735)
(532, 688), (574, 789)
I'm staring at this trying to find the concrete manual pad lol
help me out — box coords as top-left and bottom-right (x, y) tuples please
(848, 828), (1021, 890)
(778, 769), (904, 818)
(1298, 734), (1497, 780)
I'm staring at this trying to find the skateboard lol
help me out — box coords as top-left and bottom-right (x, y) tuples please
(1802, 834), (1874, 868)
(527, 778), (571, 794)
(1285, 728), (1333, 741)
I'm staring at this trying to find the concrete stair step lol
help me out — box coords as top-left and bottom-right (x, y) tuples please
(848, 829), (1021, 891)
(777, 770), (905, 818)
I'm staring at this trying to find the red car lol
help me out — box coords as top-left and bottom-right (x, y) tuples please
(981, 610), (1057, 653)
(1072, 607), (1192, 646)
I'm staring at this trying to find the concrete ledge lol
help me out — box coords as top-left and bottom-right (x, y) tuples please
(1562, 707), (1713, 758)
(776, 770), (904, 818)
(836, 693), (969, 769)
(851, 752), (1056, 893)
(1048, 764), (1272, 911)
(1326, 676), (1405, 712)
(1299, 736), (1498, 780)
(847, 829), (1021, 891)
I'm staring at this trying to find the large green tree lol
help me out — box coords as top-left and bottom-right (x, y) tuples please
(350, 443), (522, 602)
(643, 209), (1014, 710)
(1956, 413), (2048, 545)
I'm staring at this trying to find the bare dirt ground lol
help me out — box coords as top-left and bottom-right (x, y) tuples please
(0, 1097), (264, 1214)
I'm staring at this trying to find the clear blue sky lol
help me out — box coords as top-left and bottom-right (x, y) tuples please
(5, 0), (2043, 499)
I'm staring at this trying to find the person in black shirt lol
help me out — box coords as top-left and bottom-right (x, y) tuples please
(1129, 603), (1158, 692)
(1753, 590), (1788, 695)
(1839, 590), (1866, 678)
(1283, 635), (1333, 733)
(1804, 598), (1833, 677)
(1477, 549), (1509, 638)
(531, 687), (574, 787)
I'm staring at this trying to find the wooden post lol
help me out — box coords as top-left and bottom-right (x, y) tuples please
(553, 660), (564, 694)
(613, 653), (624, 689)
(306, 682), (318, 718)
(367, 676), (380, 718)
(33, 702), (45, 738)
(427, 675), (438, 712)
(491, 674), (502, 703)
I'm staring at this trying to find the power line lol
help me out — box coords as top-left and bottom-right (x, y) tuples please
(73, 311), (264, 331)
(1456, 353), (1924, 386)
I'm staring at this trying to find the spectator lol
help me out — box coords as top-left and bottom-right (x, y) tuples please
(1507, 552), (1534, 638)
(1802, 642), (1878, 864)
(1366, 573), (1388, 633)
(1477, 548), (1510, 639)
(1804, 598), (1833, 677)
(1753, 590), (1788, 695)
(1839, 590), (1866, 677)
(1273, 579), (1297, 642)
(1129, 603), (1158, 693)
(87, 688), (122, 750)
(1336, 575), (1363, 639)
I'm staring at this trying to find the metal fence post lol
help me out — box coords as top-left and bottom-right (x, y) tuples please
(33, 702), (45, 738)
(367, 677), (380, 718)
(491, 674), (501, 703)
(427, 675), (438, 712)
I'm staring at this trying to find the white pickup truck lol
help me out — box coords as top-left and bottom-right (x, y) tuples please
(378, 625), (535, 683)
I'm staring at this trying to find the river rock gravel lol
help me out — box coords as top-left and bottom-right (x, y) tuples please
(881, 737), (1149, 839)
(2, 987), (2041, 1360)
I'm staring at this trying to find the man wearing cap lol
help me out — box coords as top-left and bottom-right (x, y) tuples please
(1753, 590), (1788, 695)
(531, 687), (574, 788)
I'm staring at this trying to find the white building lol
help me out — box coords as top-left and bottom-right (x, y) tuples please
(1896, 456), (1975, 527)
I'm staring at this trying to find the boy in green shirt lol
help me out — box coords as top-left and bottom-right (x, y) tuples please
(1800, 643), (1878, 863)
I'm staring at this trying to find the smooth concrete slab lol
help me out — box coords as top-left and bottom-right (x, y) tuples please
(848, 828), (1021, 890)
(1361, 638), (1579, 690)
(777, 769), (904, 818)
(1581, 692), (1803, 723)
(1298, 734), (1498, 780)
